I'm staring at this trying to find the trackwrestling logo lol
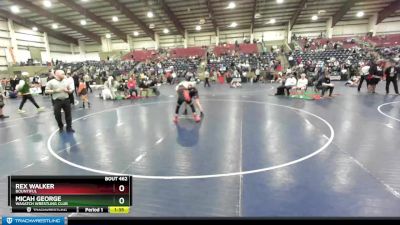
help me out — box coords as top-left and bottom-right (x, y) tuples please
(2, 217), (64, 225)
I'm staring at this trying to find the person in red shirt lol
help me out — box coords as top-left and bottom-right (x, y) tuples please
(127, 77), (138, 98)
(77, 78), (90, 108)
(218, 70), (225, 84)
(276, 61), (283, 72)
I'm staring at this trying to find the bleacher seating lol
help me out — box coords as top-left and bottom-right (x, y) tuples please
(214, 44), (236, 56)
(122, 50), (158, 62)
(288, 49), (361, 64)
(169, 47), (206, 58)
(239, 44), (258, 54)
(207, 53), (275, 71)
(364, 34), (400, 48)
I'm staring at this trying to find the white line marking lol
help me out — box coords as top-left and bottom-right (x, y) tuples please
(40, 156), (49, 162)
(55, 142), (81, 154)
(25, 132), (39, 138)
(95, 132), (102, 137)
(117, 122), (124, 127)
(0, 111), (52, 124)
(0, 124), (20, 129)
(155, 138), (164, 145)
(47, 99), (335, 180)
(0, 139), (20, 146)
(343, 151), (400, 199)
(135, 153), (147, 162)
(23, 163), (34, 169)
(377, 101), (400, 122)
(238, 116), (243, 216)
(322, 134), (329, 140)
(385, 123), (393, 129)
(304, 119), (312, 125)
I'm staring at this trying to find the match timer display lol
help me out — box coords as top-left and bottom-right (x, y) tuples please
(8, 176), (132, 214)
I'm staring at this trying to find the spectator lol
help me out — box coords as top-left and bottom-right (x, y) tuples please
(385, 61), (399, 95)
(283, 74), (297, 96)
(317, 73), (335, 98)
(0, 82), (9, 119)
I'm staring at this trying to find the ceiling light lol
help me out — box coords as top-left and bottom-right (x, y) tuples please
(195, 25), (201, 31)
(311, 15), (318, 21)
(80, 20), (87, 25)
(149, 23), (155, 29)
(163, 28), (169, 34)
(32, 27), (38, 32)
(147, 11), (154, 18)
(10, 5), (20, 14)
(112, 16), (119, 22)
(357, 11), (364, 17)
(133, 31), (139, 36)
(270, 18), (276, 24)
(81, 0), (89, 2)
(254, 13), (261, 19)
(52, 24), (58, 29)
(229, 22), (237, 27)
(276, 0), (284, 4)
(43, 0), (52, 8)
(227, 2), (236, 9)
(106, 34), (111, 39)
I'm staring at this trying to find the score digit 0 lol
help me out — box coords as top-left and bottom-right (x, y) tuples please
(119, 197), (125, 205)
(118, 185), (125, 192)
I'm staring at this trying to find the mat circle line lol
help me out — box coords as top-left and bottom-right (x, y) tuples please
(47, 99), (335, 180)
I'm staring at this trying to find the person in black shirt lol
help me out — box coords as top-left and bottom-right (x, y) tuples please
(317, 73), (335, 97)
(366, 60), (383, 93)
(384, 62), (399, 95)
(72, 73), (80, 95)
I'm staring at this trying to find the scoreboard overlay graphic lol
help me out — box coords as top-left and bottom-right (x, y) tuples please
(8, 176), (132, 214)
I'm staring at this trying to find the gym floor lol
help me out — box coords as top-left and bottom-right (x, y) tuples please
(0, 81), (400, 217)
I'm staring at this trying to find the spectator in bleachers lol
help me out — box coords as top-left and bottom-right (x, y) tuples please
(317, 73), (335, 98)
(283, 73), (297, 96)
(127, 77), (138, 98)
(293, 73), (308, 95)
(102, 76), (116, 100)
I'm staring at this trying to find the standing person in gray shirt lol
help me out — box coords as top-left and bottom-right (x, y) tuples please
(45, 70), (75, 133)
(83, 73), (92, 93)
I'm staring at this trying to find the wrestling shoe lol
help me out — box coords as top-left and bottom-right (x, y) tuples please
(18, 109), (26, 113)
(66, 128), (75, 133)
(37, 107), (45, 112)
(194, 114), (201, 123)
(173, 115), (179, 124)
